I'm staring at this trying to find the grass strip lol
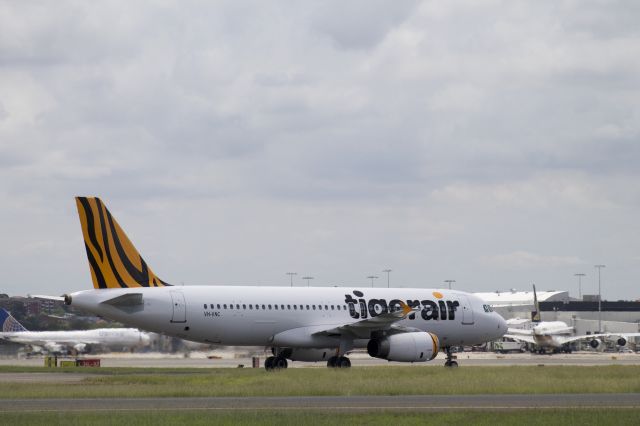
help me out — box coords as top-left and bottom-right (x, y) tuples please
(0, 366), (639, 398)
(1, 409), (639, 426)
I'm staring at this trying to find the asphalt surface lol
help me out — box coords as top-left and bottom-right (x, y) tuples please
(0, 394), (639, 412)
(1, 351), (639, 368)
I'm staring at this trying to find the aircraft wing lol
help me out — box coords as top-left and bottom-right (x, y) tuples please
(505, 328), (534, 336)
(503, 334), (537, 345)
(554, 332), (640, 346)
(313, 302), (418, 339)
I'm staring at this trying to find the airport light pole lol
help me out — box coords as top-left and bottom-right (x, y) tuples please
(286, 272), (297, 287)
(444, 279), (456, 290)
(594, 265), (605, 333)
(574, 273), (586, 300)
(367, 275), (379, 288)
(382, 269), (392, 288)
(302, 276), (314, 287)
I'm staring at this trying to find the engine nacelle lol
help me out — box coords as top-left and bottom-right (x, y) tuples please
(589, 339), (601, 349)
(277, 348), (331, 362)
(616, 337), (627, 347)
(367, 332), (439, 362)
(73, 343), (92, 353)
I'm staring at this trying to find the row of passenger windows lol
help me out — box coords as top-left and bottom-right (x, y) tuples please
(204, 303), (348, 312)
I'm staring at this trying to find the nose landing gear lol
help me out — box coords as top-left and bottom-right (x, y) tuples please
(444, 346), (458, 368)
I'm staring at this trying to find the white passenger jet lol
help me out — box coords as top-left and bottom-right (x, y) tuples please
(59, 197), (506, 369)
(0, 308), (151, 354)
(504, 285), (640, 353)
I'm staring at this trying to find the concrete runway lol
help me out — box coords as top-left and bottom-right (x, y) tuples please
(0, 394), (639, 412)
(1, 351), (639, 368)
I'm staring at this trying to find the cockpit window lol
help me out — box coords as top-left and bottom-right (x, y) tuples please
(483, 304), (494, 313)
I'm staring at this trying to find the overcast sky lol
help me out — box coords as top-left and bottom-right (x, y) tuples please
(1, 1), (639, 300)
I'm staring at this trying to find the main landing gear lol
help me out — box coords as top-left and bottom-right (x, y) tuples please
(326, 356), (351, 368)
(264, 356), (288, 371)
(444, 347), (458, 368)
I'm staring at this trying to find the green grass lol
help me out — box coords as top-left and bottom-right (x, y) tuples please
(1, 365), (639, 398)
(1, 410), (639, 426)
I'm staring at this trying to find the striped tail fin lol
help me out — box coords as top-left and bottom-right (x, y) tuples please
(0, 308), (28, 332)
(75, 197), (171, 289)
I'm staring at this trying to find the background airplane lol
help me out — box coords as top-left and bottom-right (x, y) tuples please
(503, 285), (640, 353)
(0, 308), (151, 354)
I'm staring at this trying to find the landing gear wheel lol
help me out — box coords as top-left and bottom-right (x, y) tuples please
(444, 360), (458, 368)
(337, 356), (351, 368)
(327, 356), (338, 368)
(273, 357), (288, 369)
(265, 356), (275, 371)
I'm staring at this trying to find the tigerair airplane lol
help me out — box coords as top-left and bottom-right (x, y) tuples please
(59, 197), (506, 369)
(0, 308), (151, 354)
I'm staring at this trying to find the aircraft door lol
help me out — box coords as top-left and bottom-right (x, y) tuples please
(459, 295), (475, 325)
(170, 291), (187, 323)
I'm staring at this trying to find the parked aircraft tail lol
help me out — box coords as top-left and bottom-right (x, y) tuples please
(531, 284), (541, 323)
(75, 197), (171, 289)
(0, 308), (28, 332)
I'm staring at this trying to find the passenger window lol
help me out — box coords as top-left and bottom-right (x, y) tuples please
(256, 305), (259, 310)
(262, 305), (266, 310)
(229, 305), (233, 310)
(236, 304), (240, 309)
(217, 304), (221, 309)
(281, 305), (285, 310)
(274, 305), (278, 310)
(318, 305), (322, 310)
(331, 305), (335, 310)
(294, 305), (297, 310)
(203, 304), (207, 309)
(268, 304), (272, 310)
(243, 304), (246, 309)
(312, 305), (316, 310)
(249, 304), (253, 309)
(287, 305), (291, 310)
(324, 305), (328, 310)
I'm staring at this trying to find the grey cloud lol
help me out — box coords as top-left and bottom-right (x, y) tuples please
(310, 0), (419, 50)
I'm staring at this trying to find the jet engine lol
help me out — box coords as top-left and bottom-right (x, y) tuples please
(276, 348), (331, 362)
(73, 343), (92, 353)
(589, 339), (602, 349)
(367, 332), (439, 362)
(616, 337), (627, 347)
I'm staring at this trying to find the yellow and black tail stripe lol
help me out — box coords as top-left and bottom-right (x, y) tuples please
(75, 197), (171, 289)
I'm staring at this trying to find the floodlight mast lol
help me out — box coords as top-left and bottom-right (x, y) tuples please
(382, 269), (392, 288)
(594, 265), (605, 333)
(286, 272), (297, 287)
(574, 273), (585, 300)
(367, 275), (379, 287)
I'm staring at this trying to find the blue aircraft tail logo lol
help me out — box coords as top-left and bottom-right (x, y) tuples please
(0, 309), (28, 332)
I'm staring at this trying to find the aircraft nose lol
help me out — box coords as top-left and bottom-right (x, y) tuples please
(495, 314), (508, 337)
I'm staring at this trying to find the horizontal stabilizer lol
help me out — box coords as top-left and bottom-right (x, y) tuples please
(31, 295), (65, 302)
(100, 293), (143, 307)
